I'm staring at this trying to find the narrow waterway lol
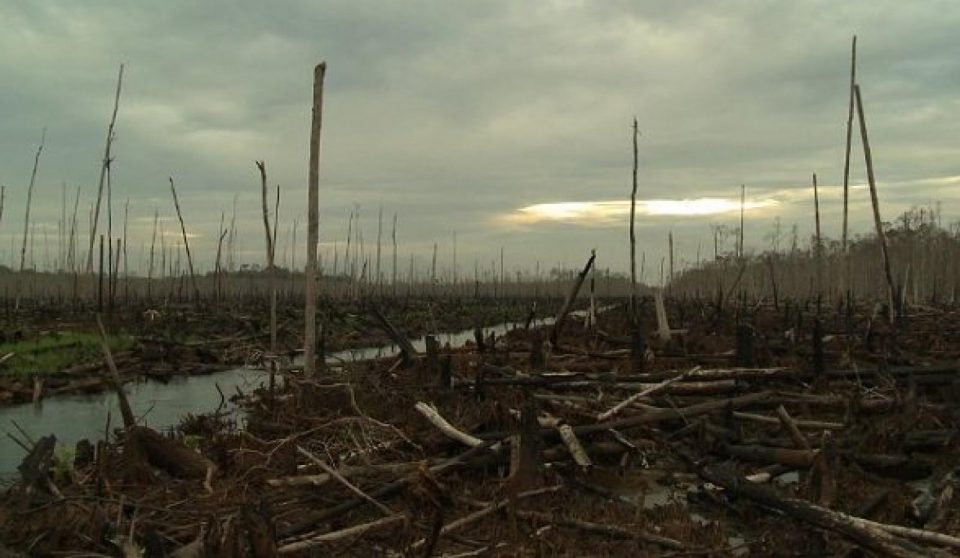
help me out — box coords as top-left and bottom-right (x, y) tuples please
(0, 316), (557, 476)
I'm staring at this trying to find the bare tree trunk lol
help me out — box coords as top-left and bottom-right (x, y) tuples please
(629, 118), (639, 319)
(214, 211), (227, 308)
(21, 128), (46, 272)
(257, 161), (279, 352)
(814, 172), (823, 303)
(855, 85), (896, 322)
(739, 184), (745, 260)
(147, 208), (158, 300)
(431, 242), (438, 297)
(86, 64), (124, 272)
(122, 199), (129, 304)
(107, 150), (113, 307)
(304, 62), (326, 377)
(668, 231), (674, 287)
(376, 205), (383, 296)
(168, 177), (199, 302)
(841, 36), (857, 294)
(392, 213), (398, 298)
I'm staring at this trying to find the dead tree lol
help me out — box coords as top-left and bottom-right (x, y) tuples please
(147, 208), (158, 300)
(629, 118), (639, 319)
(20, 128), (45, 273)
(168, 177), (199, 301)
(550, 250), (596, 347)
(304, 62), (327, 377)
(257, 161), (279, 352)
(86, 64), (124, 272)
(841, 35), (857, 294)
(855, 85), (897, 322)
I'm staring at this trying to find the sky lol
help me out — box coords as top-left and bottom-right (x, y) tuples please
(1, 1), (959, 281)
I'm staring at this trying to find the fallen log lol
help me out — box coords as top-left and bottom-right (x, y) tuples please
(277, 514), (406, 554)
(479, 391), (772, 441)
(698, 463), (933, 557)
(408, 485), (562, 551)
(514, 509), (686, 550)
(415, 401), (488, 449)
(596, 366), (699, 421)
(278, 441), (498, 538)
(125, 426), (217, 480)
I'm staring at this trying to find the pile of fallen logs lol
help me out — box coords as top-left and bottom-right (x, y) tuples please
(1, 300), (959, 556)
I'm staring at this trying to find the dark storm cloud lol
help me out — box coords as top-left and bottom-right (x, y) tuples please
(1, 0), (958, 275)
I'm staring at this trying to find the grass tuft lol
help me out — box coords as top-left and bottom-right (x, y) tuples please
(0, 331), (133, 378)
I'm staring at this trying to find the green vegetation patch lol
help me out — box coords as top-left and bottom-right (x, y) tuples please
(0, 331), (134, 378)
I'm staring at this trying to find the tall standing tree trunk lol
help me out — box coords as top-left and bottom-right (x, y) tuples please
(147, 208), (158, 301)
(855, 85), (896, 323)
(376, 205), (383, 297)
(304, 62), (326, 377)
(86, 64), (124, 273)
(168, 177), (199, 302)
(841, 36), (857, 297)
(20, 128), (45, 272)
(739, 184), (745, 260)
(122, 199), (129, 304)
(392, 213), (398, 298)
(629, 118), (639, 320)
(16, 128), (46, 311)
(813, 172), (823, 307)
(257, 161), (278, 353)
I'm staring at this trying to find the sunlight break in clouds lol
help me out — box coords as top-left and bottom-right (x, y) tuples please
(499, 198), (779, 226)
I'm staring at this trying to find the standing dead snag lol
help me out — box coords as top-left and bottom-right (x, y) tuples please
(304, 62), (326, 377)
(147, 208), (158, 300)
(854, 85), (897, 323)
(20, 128), (45, 273)
(841, 35), (857, 295)
(550, 250), (596, 347)
(257, 161), (278, 354)
(86, 63), (124, 273)
(629, 118), (640, 320)
(168, 177), (200, 302)
(813, 172), (823, 303)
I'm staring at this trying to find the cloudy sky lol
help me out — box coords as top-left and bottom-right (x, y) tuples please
(1, 1), (958, 280)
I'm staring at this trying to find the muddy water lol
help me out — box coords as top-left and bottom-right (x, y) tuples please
(0, 316), (563, 477)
